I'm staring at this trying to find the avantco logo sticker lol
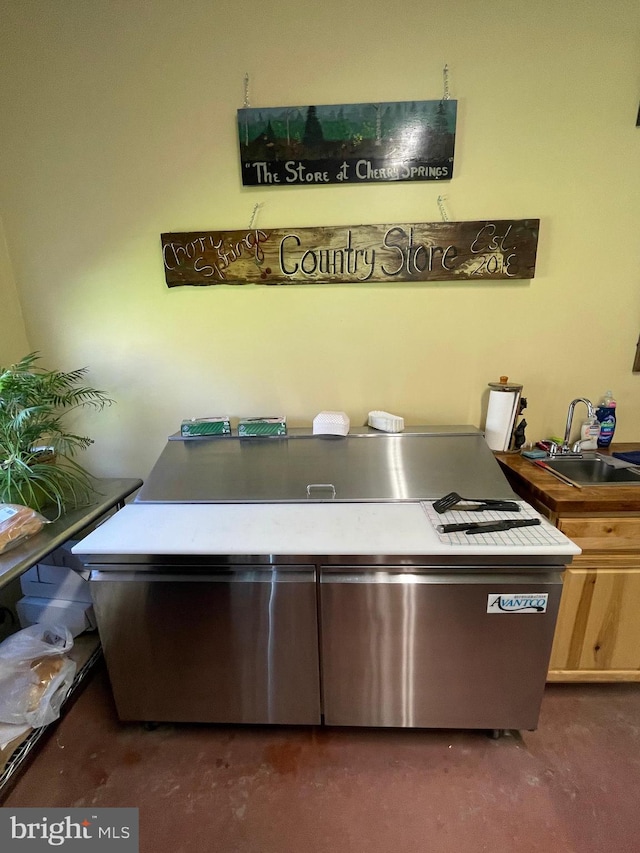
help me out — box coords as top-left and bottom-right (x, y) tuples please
(487, 593), (548, 613)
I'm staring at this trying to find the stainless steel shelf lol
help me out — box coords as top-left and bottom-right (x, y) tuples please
(0, 639), (101, 801)
(0, 477), (142, 800)
(0, 478), (143, 590)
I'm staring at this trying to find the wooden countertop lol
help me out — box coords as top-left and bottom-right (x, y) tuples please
(496, 444), (640, 515)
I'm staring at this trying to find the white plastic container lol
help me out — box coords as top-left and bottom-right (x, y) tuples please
(312, 411), (350, 436)
(20, 565), (93, 603)
(16, 596), (96, 637)
(368, 411), (405, 433)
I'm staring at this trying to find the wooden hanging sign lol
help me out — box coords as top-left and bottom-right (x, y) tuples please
(237, 100), (457, 186)
(161, 220), (539, 287)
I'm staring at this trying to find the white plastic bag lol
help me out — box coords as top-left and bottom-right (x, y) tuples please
(0, 624), (76, 727)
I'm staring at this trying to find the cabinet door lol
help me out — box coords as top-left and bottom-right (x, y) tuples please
(549, 564), (640, 679)
(91, 567), (321, 723)
(320, 568), (562, 730)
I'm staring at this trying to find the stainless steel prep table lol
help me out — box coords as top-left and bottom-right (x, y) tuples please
(140, 425), (515, 503)
(72, 429), (579, 733)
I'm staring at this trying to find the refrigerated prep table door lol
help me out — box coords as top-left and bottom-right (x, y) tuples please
(90, 566), (321, 724)
(319, 567), (562, 730)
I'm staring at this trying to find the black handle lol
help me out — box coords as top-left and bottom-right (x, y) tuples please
(464, 518), (542, 535)
(460, 501), (520, 512)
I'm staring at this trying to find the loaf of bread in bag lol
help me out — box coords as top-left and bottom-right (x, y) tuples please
(29, 656), (66, 711)
(0, 503), (45, 555)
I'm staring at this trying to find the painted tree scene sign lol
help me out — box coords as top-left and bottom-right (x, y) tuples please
(161, 220), (539, 287)
(237, 100), (457, 186)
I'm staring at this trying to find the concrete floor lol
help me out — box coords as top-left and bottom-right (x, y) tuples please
(4, 663), (640, 853)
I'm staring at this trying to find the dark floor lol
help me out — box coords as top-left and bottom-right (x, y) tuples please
(4, 663), (640, 853)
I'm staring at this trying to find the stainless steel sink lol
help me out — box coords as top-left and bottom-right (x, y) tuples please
(543, 457), (640, 485)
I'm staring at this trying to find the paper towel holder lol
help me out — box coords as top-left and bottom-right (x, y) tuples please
(486, 376), (524, 452)
(488, 375), (522, 394)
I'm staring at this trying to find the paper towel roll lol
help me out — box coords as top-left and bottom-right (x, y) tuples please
(485, 389), (520, 451)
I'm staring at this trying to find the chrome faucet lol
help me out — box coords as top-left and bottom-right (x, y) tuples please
(556, 398), (594, 455)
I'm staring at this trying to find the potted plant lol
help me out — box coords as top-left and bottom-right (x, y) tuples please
(0, 352), (113, 517)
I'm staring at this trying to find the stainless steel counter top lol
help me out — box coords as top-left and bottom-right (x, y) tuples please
(0, 478), (142, 589)
(137, 428), (517, 504)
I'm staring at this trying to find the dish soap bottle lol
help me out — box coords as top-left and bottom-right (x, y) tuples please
(580, 415), (600, 451)
(596, 391), (617, 448)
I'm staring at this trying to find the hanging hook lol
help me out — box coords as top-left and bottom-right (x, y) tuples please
(442, 64), (450, 101)
(243, 72), (250, 108)
(248, 202), (262, 229)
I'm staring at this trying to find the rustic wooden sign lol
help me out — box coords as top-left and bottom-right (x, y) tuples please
(238, 100), (457, 186)
(161, 220), (539, 287)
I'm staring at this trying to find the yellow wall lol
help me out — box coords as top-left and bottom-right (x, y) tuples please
(0, 215), (29, 362)
(0, 0), (639, 478)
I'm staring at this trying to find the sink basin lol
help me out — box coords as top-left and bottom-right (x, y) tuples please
(543, 457), (640, 486)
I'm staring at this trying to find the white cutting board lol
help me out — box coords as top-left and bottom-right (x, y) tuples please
(73, 502), (580, 558)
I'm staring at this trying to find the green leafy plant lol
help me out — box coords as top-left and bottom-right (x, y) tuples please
(0, 352), (113, 516)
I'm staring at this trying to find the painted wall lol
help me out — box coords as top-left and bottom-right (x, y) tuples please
(0, 0), (639, 479)
(0, 215), (29, 363)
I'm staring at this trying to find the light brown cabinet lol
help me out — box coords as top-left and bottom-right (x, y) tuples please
(549, 560), (640, 680)
(497, 450), (640, 683)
